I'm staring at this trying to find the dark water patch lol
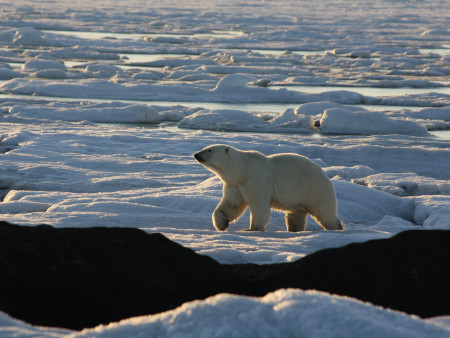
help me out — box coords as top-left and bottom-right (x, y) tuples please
(430, 130), (450, 140)
(270, 84), (450, 97)
(419, 47), (450, 57)
(42, 30), (244, 41)
(0, 93), (427, 115)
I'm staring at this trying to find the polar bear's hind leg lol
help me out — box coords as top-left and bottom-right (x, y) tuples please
(313, 212), (343, 230)
(248, 200), (271, 231)
(285, 210), (307, 232)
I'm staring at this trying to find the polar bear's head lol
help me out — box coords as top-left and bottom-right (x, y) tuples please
(194, 144), (238, 182)
(194, 144), (231, 167)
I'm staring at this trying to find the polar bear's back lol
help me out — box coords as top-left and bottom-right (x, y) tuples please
(268, 153), (323, 178)
(268, 153), (335, 210)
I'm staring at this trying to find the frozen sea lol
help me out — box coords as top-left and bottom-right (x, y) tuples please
(0, 0), (450, 336)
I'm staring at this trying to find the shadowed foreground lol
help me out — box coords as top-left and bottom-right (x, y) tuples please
(0, 221), (448, 330)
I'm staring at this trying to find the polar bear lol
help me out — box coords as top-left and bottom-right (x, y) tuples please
(194, 144), (343, 232)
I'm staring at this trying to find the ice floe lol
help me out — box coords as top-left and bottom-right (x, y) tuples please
(0, 0), (449, 335)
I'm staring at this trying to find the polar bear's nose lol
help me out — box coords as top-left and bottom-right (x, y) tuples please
(194, 153), (205, 163)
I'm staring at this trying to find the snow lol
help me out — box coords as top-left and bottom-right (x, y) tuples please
(0, 200), (51, 214)
(0, 0), (450, 335)
(178, 108), (314, 133)
(319, 107), (428, 135)
(8, 102), (161, 123)
(2, 291), (450, 338)
(179, 108), (265, 132)
(0, 312), (71, 337)
(70, 290), (450, 338)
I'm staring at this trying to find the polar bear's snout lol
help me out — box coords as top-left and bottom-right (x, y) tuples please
(194, 152), (206, 163)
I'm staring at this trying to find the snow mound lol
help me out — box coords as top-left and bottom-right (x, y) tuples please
(0, 28), (51, 46)
(213, 74), (257, 92)
(335, 180), (415, 225)
(22, 59), (67, 72)
(414, 195), (450, 228)
(9, 102), (160, 124)
(131, 71), (161, 80)
(0, 311), (71, 337)
(0, 68), (24, 80)
(20, 59), (67, 79)
(32, 69), (68, 79)
(295, 101), (366, 116)
(320, 108), (428, 135)
(352, 172), (450, 196)
(411, 107), (450, 121)
(73, 289), (450, 338)
(270, 108), (314, 129)
(179, 108), (315, 133)
(83, 63), (122, 78)
(0, 201), (50, 214)
(179, 109), (264, 132)
(324, 165), (377, 180)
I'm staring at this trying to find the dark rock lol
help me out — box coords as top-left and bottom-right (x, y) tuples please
(229, 229), (450, 318)
(0, 221), (245, 330)
(0, 221), (449, 330)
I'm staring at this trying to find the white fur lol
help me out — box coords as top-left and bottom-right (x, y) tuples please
(194, 144), (343, 232)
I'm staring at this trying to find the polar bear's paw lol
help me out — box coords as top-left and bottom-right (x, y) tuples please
(213, 210), (229, 231)
(241, 228), (264, 232)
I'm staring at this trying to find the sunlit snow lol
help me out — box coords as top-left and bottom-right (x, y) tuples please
(0, 0), (449, 336)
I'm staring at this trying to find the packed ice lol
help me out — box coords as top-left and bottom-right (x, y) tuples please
(0, 0), (449, 336)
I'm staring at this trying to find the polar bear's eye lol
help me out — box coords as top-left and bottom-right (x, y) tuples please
(208, 149), (212, 152)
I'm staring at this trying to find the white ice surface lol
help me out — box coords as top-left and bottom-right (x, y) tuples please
(70, 290), (450, 338)
(320, 107), (428, 135)
(0, 0), (450, 336)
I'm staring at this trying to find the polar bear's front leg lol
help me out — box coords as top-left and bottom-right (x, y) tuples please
(247, 198), (271, 231)
(213, 185), (247, 231)
(239, 179), (271, 231)
(212, 208), (229, 231)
